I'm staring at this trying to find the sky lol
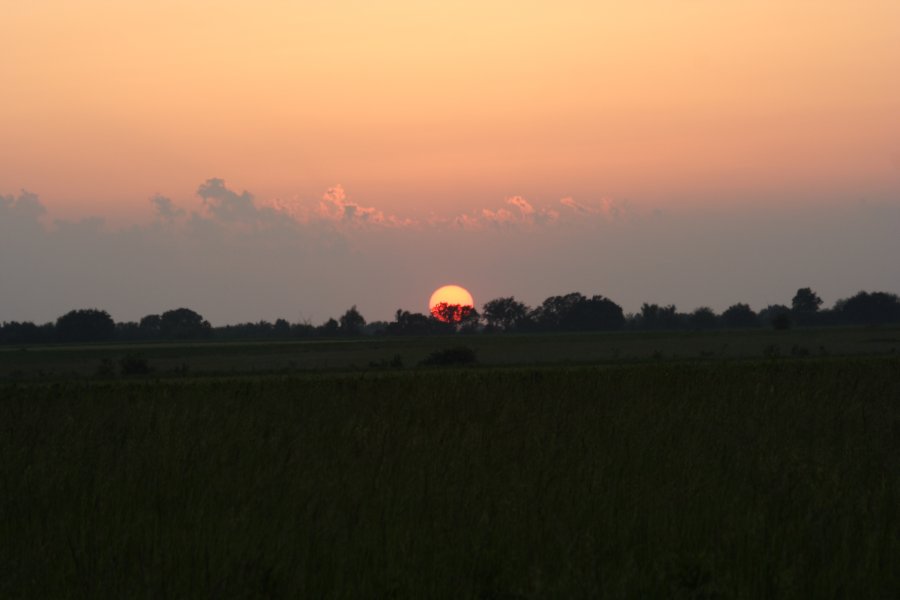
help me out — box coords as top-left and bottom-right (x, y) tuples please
(2, 1), (899, 324)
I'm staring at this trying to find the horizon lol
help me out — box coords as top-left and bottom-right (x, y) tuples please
(2, 180), (900, 325)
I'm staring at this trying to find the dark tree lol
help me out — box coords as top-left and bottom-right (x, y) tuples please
(115, 321), (142, 341)
(386, 310), (437, 335)
(638, 303), (680, 330)
(363, 321), (389, 335)
(215, 321), (276, 340)
(531, 293), (624, 331)
(688, 307), (719, 330)
(458, 307), (481, 334)
(55, 309), (116, 343)
(139, 314), (162, 338)
(431, 302), (476, 326)
(792, 287), (823, 314)
(834, 291), (900, 325)
(159, 308), (212, 339)
(571, 295), (626, 331)
(339, 306), (366, 336)
(273, 318), (291, 337)
(759, 304), (792, 330)
(291, 322), (315, 338)
(722, 303), (759, 328)
(791, 287), (824, 326)
(482, 297), (529, 331)
(532, 292), (586, 330)
(317, 318), (340, 337)
(0, 321), (55, 345)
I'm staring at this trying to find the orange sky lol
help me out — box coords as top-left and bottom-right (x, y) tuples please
(2, 1), (899, 220)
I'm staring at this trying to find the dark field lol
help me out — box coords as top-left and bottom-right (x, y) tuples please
(2, 344), (899, 597)
(2, 325), (900, 379)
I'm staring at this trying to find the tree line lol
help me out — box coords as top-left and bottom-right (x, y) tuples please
(2, 288), (900, 345)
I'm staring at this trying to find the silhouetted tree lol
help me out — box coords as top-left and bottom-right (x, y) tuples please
(339, 306), (366, 336)
(834, 291), (900, 325)
(688, 307), (718, 330)
(363, 321), (389, 335)
(273, 318), (291, 338)
(386, 309), (438, 335)
(530, 293), (624, 331)
(139, 314), (161, 338)
(317, 318), (340, 337)
(431, 302), (476, 326)
(722, 303), (758, 328)
(0, 321), (54, 344)
(115, 321), (142, 341)
(482, 297), (529, 331)
(791, 287), (824, 326)
(572, 295), (626, 331)
(792, 287), (823, 314)
(638, 303), (680, 330)
(291, 322), (315, 338)
(759, 304), (792, 330)
(532, 292), (585, 330)
(216, 320), (283, 340)
(55, 309), (116, 343)
(159, 308), (212, 339)
(458, 307), (481, 333)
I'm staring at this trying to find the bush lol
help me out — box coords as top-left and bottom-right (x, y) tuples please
(420, 346), (478, 367)
(119, 353), (151, 376)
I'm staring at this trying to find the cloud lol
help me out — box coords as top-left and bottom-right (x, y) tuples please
(559, 196), (625, 219)
(262, 186), (627, 232)
(151, 194), (185, 222)
(260, 184), (414, 228)
(191, 178), (317, 235)
(0, 190), (47, 242)
(0, 190), (45, 222)
(559, 196), (591, 213)
(455, 196), (560, 230)
(1, 183), (899, 328)
(196, 178), (259, 223)
(316, 184), (414, 227)
(319, 184), (381, 223)
(506, 195), (534, 216)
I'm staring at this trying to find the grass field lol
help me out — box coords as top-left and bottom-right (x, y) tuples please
(2, 325), (900, 379)
(2, 352), (898, 598)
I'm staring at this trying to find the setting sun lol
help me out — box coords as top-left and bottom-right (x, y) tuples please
(429, 285), (475, 321)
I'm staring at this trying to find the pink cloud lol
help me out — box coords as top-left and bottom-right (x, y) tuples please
(559, 196), (626, 219)
(263, 184), (414, 228)
(262, 186), (620, 232)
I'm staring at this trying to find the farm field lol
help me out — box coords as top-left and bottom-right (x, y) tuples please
(1, 325), (900, 379)
(1, 353), (899, 598)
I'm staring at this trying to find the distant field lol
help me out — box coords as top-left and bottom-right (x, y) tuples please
(2, 325), (900, 378)
(2, 358), (900, 597)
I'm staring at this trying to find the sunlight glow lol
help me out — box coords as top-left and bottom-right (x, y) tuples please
(429, 285), (475, 321)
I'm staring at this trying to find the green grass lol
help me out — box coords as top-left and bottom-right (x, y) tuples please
(2, 358), (898, 598)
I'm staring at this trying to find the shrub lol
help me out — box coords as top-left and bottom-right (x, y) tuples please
(420, 346), (478, 367)
(119, 353), (151, 376)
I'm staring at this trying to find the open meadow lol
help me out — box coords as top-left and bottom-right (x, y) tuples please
(1, 330), (899, 598)
(2, 325), (899, 379)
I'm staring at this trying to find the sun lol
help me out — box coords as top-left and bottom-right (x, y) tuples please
(429, 284), (475, 322)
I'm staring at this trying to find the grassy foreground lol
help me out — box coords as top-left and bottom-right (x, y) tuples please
(2, 358), (899, 598)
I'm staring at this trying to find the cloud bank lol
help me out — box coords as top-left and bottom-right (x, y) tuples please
(1, 181), (899, 326)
